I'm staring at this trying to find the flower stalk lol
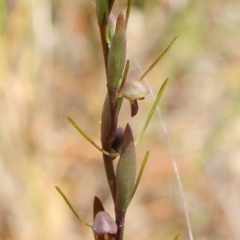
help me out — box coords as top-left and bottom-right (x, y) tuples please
(56, 1), (177, 239)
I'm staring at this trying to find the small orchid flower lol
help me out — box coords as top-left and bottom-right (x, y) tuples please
(93, 211), (118, 240)
(122, 79), (149, 117)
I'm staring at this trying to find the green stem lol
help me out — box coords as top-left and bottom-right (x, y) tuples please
(115, 210), (126, 240)
(99, 25), (109, 75)
(101, 94), (118, 202)
(103, 154), (117, 203)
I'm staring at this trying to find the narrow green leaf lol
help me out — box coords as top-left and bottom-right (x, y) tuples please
(67, 117), (118, 158)
(117, 59), (130, 112)
(118, 59), (130, 98)
(101, 93), (112, 141)
(96, 0), (108, 24)
(125, 0), (132, 29)
(107, 12), (126, 92)
(0, 0), (6, 34)
(131, 151), (150, 199)
(115, 123), (136, 212)
(135, 78), (169, 146)
(139, 36), (178, 81)
(117, 96), (124, 112)
(173, 234), (180, 240)
(55, 186), (92, 228)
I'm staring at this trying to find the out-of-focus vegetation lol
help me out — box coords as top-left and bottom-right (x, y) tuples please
(1, 0), (240, 239)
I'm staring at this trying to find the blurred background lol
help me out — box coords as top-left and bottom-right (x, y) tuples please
(1, 0), (240, 239)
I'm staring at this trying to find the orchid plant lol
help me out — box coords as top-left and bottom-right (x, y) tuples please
(56, 0), (177, 239)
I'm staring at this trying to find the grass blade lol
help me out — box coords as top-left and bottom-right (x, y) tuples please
(55, 186), (92, 227)
(125, 0), (132, 29)
(67, 117), (118, 158)
(118, 59), (130, 98)
(131, 151), (150, 199)
(135, 78), (168, 146)
(139, 35), (178, 81)
(173, 234), (180, 240)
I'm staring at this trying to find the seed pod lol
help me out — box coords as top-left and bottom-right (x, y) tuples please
(115, 123), (136, 213)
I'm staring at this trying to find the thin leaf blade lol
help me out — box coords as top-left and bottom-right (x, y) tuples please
(125, 0), (132, 29)
(55, 186), (92, 228)
(132, 151), (150, 199)
(67, 117), (118, 158)
(118, 59), (130, 98)
(115, 123), (136, 213)
(135, 78), (169, 145)
(173, 234), (180, 240)
(139, 36), (178, 81)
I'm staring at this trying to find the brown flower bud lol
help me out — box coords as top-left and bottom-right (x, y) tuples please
(112, 127), (124, 153)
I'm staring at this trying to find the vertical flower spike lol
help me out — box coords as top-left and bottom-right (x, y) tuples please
(115, 123), (136, 213)
(107, 12), (126, 93)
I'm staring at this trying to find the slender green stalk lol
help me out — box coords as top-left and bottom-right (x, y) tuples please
(125, 0), (132, 29)
(56, 187), (92, 228)
(135, 78), (169, 146)
(131, 151), (150, 199)
(59, 1), (178, 239)
(67, 117), (118, 158)
(139, 36), (178, 81)
(115, 211), (126, 240)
